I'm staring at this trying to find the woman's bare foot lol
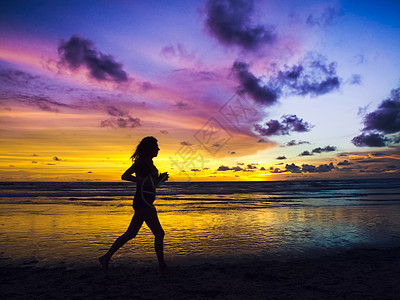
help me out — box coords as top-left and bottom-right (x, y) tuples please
(99, 255), (109, 274)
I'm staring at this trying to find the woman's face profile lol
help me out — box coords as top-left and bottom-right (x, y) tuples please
(151, 143), (160, 158)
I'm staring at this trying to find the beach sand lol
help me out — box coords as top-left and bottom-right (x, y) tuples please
(1, 247), (399, 299)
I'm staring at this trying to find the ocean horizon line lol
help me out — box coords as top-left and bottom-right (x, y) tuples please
(1, 177), (400, 184)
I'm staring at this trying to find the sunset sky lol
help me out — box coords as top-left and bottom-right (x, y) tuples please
(1, 0), (400, 181)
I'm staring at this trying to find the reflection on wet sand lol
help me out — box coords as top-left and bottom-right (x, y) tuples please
(1, 199), (400, 266)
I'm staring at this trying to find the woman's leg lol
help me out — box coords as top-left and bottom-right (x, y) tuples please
(99, 211), (144, 272)
(143, 207), (166, 270)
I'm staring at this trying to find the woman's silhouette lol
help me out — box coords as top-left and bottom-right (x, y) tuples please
(99, 136), (169, 273)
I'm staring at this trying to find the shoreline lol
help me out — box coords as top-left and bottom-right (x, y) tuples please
(1, 246), (399, 299)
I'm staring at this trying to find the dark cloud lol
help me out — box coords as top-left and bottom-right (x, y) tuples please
(215, 164), (259, 172)
(301, 164), (316, 173)
(106, 106), (127, 117)
(100, 117), (141, 129)
(312, 145), (337, 153)
(101, 105), (141, 129)
(232, 166), (243, 171)
(58, 35), (128, 83)
(314, 162), (335, 173)
(306, 6), (341, 27)
(337, 160), (352, 166)
(299, 145), (336, 156)
(2, 93), (73, 113)
(284, 140), (310, 147)
(254, 114), (313, 136)
(217, 165), (231, 171)
(299, 150), (312, 156)
(285, 163), (302, 173)
(363, 88), (400, 134)
(23, 96), (60, 113)
(352, 88), (400, 147)
(204, 0), (276, 51)
(276, 156), (287, 160)
(232, 61), (279, 105)
(272, 54), (341, 97)
(231, 54), (340, 106)
(0, 69), (40, 87)
(351, 132), (389, 147)
(270, 167), (283, 173)
(284, 162), (335, 173)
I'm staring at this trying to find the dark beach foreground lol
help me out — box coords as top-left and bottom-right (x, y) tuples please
(1, 247), (399, 299)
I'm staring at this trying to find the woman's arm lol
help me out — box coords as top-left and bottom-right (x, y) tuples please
(121, 164), (142, 183)
(156, 172), (169, 186)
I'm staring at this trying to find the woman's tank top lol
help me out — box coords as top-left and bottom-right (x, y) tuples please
(132, 159), (158, 209)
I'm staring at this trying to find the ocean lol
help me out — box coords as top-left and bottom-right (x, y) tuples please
(1, 178), (400, 266)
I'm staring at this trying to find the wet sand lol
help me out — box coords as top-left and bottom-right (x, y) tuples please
(1, 247), (399, 299)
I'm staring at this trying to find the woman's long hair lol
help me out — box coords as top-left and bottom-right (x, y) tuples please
(131, 136), (158, 162)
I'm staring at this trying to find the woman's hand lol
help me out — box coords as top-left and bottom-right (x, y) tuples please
(159, 172), (169, 183)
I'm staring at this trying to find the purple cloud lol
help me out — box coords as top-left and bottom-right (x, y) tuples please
(298, 145), (337, 156)
(204, 0), (276, 51)
(100, 105), (141, 129)
(363, 88), (400, 134)
(271, 54), (341, 97)
(58, 35), (128, 83)
(1, 93), (74, 113)
(348, 74), (362, 85)
(311, 145), (337, 153)
(161, 44), (196, 61)
(352, 88), (400, 147)
(351, 132), (389, 147)
(232, 61), (279, 105)
(254, 115), (313, 136)
(100, 117), (141, 129)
